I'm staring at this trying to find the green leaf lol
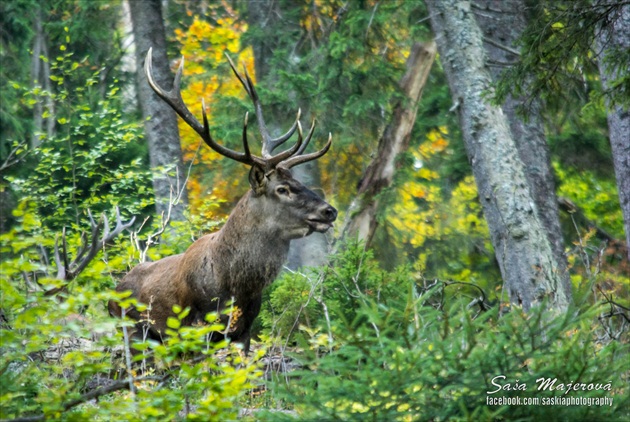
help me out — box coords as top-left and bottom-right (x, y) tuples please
(166, 317), (180, 330)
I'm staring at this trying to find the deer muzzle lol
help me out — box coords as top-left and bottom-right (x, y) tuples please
(307, 204), (338, 233)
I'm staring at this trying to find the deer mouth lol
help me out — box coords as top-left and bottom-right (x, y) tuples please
(307, 218), (334, 233)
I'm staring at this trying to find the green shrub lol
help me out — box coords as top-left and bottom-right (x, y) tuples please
(259, 241), (411, 343)
(259, 261), (629, 421)
(0, 198), (262, 421)
(0, 282), (263, 421)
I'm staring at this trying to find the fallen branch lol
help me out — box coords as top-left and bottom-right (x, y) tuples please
(339, 40), (437, 246)
(443, 280), (492, 312)
(417, 278), (493, 314)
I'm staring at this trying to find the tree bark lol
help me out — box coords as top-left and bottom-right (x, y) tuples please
(128, 0), (188, 222)
(31, 6), (55, 148)
(427, 0), (569, 312)
(246, 0), (280, 83)
(475, 0), (571, 299)
(595, 0), (630, 259)
(340, 41), (437, 247)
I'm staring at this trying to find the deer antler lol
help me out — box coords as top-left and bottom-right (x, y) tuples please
(279, 131), (332, 169)
(224, 54), (332, 169)
(54, 207), (135, 281)
(145, 48), (264, 168)
(144, 47), (332, 171)
(223, 54), (303, 164)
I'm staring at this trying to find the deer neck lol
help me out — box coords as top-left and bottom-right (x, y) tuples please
(214, 191), (290, 292)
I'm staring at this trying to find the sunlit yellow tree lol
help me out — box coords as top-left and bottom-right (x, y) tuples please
(173, 8), (255, 226)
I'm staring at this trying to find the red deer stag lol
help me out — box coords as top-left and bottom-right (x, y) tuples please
(108, 49), (337, 353)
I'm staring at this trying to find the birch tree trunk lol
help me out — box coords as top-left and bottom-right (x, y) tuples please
(341, 41), (437, 247)
(595, 0), (630, 259)
(475, 0), (571, 300)
(128, 0), (188, 222)
(427, 0), (570, 312)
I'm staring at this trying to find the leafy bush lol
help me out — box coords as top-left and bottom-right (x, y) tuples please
(259, 241), (410, 344)
(0, 201), (260, 420)
(0, 177), (262, 421)
(257, 249), (629, 421)
(0, 283), (263, 421)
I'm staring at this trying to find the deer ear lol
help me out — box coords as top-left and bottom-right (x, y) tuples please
(248, 165), (267, 195)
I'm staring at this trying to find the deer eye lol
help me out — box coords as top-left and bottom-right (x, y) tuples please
(276, 186), (289, 196)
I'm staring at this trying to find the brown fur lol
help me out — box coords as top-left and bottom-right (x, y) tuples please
(109, 167), (336, 352)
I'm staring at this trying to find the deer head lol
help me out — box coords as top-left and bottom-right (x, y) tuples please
(144, 48), (337, 239)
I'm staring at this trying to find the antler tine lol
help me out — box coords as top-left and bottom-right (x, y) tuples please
(73, 210), (103, 267)
(267, 120), (305, 167)
(225, 53), (251, 98)
(61, 228), (70, 273)
(225, 53), (268, 143)
(239, 66), (305, 160)
(101, 210), (111, 242)
(242, 62), (262, 105)
(71, 208), (136, 279)
(225, 53), (319, 168)
(145, 48), (203, 136)
(54, 231), (67, 280)
(226, 53), (301, 161)
(238, 61), (275, 156)
(200, 99), (262, 166)
(265, 108), (302, 155)
(103, 206), (137, 244)
(242, 112), (252, 160)
(293, 118), (316, 157)
(73, 230), (89, 266)
(50, 208), (137, 284)
(279, 132), (332, 169)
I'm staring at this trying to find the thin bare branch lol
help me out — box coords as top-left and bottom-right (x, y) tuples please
(3, 374), (163, 422)
(0, 140), (30, 172)
(482, 36), (521, 57)
(53, 207), (135, 283)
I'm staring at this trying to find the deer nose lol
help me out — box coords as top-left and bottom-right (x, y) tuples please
(320, 205), (337, 222)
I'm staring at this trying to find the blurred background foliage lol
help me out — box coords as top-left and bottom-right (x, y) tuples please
(0, 0), (627, 420)
(1, 0), (623, 278)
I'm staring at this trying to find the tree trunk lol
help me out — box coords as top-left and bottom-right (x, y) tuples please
(475, 0), (571, 299)
(128, 0), (188, 222)
(340, 41), (437, 247)
(246, 0), (279, 83)
(31, 6), (55, 148)
(427, 0), (569, 312)
(595, 0), (630, 259)
(246, 0), (330, 269)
